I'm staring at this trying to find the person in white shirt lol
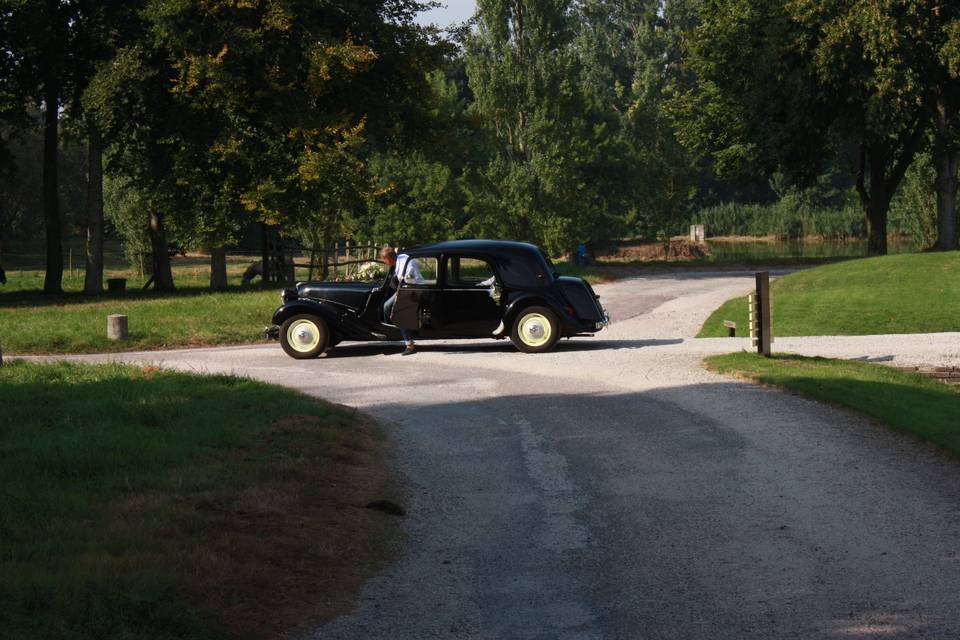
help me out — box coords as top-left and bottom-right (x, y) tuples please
(381, 247), (421, 355)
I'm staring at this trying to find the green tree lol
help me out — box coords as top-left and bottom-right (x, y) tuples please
(465, 0), (627, 254)
(85, 44), (190, 291)
(2, 0), (78, 291)
(581, 0), (699, 240)
(679, 0), (929, 255)
(929, 6), (960, 250)
(144, 0), (442, 284)
(72, 1), (146, 293)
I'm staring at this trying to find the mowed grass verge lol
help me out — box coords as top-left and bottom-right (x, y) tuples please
(0, 272), (280, 354)
(705, 353), (960, 455)
(0, 361), (399, 640)
(698, 251), (960, 337)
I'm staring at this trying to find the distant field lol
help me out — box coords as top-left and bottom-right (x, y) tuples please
(0, 361), (397, 640)
(698, 252), (960, 337)
(705, 353), (960, 456)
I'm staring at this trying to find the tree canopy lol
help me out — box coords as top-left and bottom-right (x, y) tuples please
(1, 0), (957, 293)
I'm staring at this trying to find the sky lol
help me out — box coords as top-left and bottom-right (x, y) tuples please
(414, 1), (477, 27)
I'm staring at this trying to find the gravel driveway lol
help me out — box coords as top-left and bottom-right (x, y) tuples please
(47, 270), (960, 639)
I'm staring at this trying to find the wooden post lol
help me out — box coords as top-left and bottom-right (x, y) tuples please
(690, 224), (705, 243)
(345, 240), (351, 278)
(333, 242), (339, 279)
(751, 271), (772, 356)
(107, 314), (128, 341)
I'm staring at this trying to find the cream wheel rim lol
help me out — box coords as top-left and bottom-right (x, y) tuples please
(518, 313), (552, 347)
(288, 319), (321, 352)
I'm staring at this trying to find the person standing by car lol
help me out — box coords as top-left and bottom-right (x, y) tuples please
(380, 247), (422, 355)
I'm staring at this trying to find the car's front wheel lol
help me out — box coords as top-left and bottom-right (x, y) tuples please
(280, 314), (329, 359)
(510, 306), (560, 353)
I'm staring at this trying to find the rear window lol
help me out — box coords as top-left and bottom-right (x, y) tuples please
(496, 250), (553, 287)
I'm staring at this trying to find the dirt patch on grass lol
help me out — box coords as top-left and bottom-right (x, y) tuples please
(597, 238), (711, 262)
(107, 412), (401, 639)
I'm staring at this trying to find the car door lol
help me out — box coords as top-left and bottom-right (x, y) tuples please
(434, 255), (503, 337)
(391, 255), (441, 336)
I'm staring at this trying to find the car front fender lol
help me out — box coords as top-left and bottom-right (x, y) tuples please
(271, 299), (341, 329)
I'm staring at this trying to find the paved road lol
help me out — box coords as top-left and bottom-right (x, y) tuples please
(56, 271), (960, 639)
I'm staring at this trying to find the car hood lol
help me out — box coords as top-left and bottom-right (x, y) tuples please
(298, 281), (377, 310)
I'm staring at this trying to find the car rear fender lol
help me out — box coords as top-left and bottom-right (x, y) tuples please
(500, 294), (576, 336)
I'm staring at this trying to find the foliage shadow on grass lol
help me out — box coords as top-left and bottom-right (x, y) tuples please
(0, 361), (397, 640)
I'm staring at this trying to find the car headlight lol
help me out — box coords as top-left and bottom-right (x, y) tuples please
(281, 288), (297, 303)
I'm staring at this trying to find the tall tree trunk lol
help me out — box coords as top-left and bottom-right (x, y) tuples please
(42, 74), (62, 293)
(209, 247), (228, 291)
(934, 147), (959, 251)
(866, 189), (890, 256)
(147, 210), (175, 291)
(864, 148), (890, 256)
(83, 126), (104, 294)
(856, 130), (924, 257)
(933, 93), (959, 251)
(260, 222), (272, 283)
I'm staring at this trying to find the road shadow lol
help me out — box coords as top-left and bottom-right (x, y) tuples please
(323, 338), (684, 359)
(317, 379), (960, 640)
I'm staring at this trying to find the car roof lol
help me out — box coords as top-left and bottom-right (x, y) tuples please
(402, 239), (543, 260)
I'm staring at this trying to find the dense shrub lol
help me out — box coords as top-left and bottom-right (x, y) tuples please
(889, 153), (937, 249)
(691, 200), (865, 239)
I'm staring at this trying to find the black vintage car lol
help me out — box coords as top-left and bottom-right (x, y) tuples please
(268, 239), (610, 359)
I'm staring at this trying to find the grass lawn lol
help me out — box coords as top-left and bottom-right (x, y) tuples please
(0, 264), (284, 354)
(0, 361), (399, 640)
(0, 283), (280, 354)
(705, 353), (960, 455)
(698, 251), (960, 337)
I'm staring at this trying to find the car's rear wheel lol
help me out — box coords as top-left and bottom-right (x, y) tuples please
(510, 306), (560, 353)
(280, 314), (329, 359)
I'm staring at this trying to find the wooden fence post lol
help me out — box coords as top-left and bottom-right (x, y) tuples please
(749, 271), (772, 356)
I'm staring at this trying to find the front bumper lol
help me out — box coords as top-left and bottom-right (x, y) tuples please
(264, 325), (280, 340)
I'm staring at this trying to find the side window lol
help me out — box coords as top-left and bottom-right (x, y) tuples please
(403, 257), (438, 285)
(444, 257), (497, 287)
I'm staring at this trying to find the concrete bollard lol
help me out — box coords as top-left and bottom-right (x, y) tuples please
(107, 314), (128, 341)
(723, 320), (736, 337)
